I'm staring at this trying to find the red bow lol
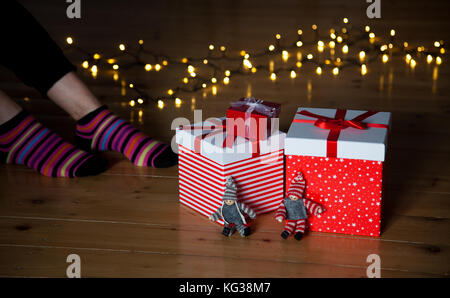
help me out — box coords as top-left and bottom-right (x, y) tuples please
(180, 119), (260, 157)
(293, 109), (388, 158)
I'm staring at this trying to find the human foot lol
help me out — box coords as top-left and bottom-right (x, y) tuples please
(0, 110), (107, 177)
(75, 105), (177, 168)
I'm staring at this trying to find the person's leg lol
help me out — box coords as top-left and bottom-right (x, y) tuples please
(1, 1), (177, 168)
(0, 89), (106, 177)
(294, 219), (307, 241)
(281, 220), (295, 239)
(0, 90), (23, 125)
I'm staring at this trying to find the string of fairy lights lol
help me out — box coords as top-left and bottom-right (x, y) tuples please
(63, 17), (445, 109)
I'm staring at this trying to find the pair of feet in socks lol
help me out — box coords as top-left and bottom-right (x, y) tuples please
(0, 105), (178, 178)
(281, 230), (304, 241)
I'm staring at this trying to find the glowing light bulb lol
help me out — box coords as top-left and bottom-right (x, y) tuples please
(296, 41), (303, 47)
(359, 51), (366, 60)
(129, 100), (135, 107)
(290, 70), (297, 78)
(336, 36), (343, 43)
(93, 53), (101, 60)
(361, 64), (367, 75)
(181, 57), (188, 63)
(224, 70), (231, 77)
(282, 50), (289, 61)
(129, 83), (134, 88)
(82, 61), (89, 69)
(307, 54), (313, 60)
(220, 46), (226, 52)
(434, 41), (440, 48)
(296, 61), (302, 68)
(332, 67), (339, 76)
(209, 44), (214, 50)
(403, 42), (409, 48)
(154, 64), (161, 71)
(270, 73), (277, 81)
(317, 41), (325, 52)
(175, 98), (182, 107)
(297, 29), (303, 35)
(251, 67), (257, 73)
(427, 55), (433, 64)
(190, 72), (196, 77)
(382, 54), (389, 63)
(91, 65), (97, 73)
(342, 45), (349, 54)
(380, 45), (388, 51)
(316, 67), (322, 75)
(212, 86), (217, 95)
(405, 54), (412, 63)
(410, 59), (416, 69)
(388, 43), (393, 49)
(244, 53), (250, 59)
(369, 33), (375, 39)
(202, 83), (207, 88)
(329, 41), (336, 48)
(157, 100), (164, 109)
(268, 44), (275, 51)
(390, 29), (396, 36)
(167, 89), (174, 95)
(112, 64), (119, 70)
(137, 98), (144, 104)
(243, 59), (252, 68)
(240, 50), (246, 56)
(66, 37), (73, 44)
(343, 17), (349, 23)
(330, 33), (336, 39)
(275, 33), (281, 40)
(342, 27), (347, 34)
(312, 24), (317, 30)
(119, 44), (125, 51)
(187, 65), (195, 73)
(223, 77), (230, 85)
(211, 77), (217, 84)
(113, 73), (119, 81)
(440, 48), (445, 54)
(138, 39), (144, 45)
(107, 59), (116, 64)
(162, 60), (168, 66)
(203, 59), (208, 64)
(436, 56), (442, 65)
(145, 64), (152, 71)
(182, 77), (189, 84)
(364, 26), (370, 32)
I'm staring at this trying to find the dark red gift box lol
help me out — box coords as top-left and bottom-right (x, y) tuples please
(226, 97), (281, 141)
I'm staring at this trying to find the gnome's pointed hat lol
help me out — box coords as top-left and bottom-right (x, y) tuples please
(287, 172), (306, 198)
(222, 176), (237, 201)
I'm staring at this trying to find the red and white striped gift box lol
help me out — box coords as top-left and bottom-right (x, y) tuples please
(176, 117), (285, 224)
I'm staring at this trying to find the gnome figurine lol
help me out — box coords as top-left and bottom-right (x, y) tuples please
(275, 172), (325, 240)
(209, 176), (256, 237)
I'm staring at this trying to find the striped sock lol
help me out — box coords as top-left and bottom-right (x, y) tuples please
(0, 110), (107, 178)
(75, 105), (177, 168)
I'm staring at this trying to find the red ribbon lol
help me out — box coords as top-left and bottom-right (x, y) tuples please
(293, 109), (389, 158)
(180, 119), (260, 157)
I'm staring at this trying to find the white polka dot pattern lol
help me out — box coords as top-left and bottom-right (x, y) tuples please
(286, 155), (384, 237)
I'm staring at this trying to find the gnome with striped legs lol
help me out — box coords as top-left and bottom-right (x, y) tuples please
(275, 172), (325, 240)
(209, 176), (256, 237)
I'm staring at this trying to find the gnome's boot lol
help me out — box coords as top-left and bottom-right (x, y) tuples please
(294, 232), (304, 241)
(239, 226), (251, 237)
(281, 231), (290, 239)
(222, 226), (235, 237)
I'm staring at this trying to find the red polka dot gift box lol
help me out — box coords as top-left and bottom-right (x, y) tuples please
(176, 117), (285, 224)
(285, 107), (391, 237)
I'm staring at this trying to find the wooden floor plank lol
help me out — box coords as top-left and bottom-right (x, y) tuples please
(0, 217), (447, 277)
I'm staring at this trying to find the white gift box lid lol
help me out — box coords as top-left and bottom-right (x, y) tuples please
(286, 107), (391, 161)
(176, 117), (285, 165)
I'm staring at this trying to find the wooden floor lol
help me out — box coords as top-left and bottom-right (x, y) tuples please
(0, 0), (449, 277)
